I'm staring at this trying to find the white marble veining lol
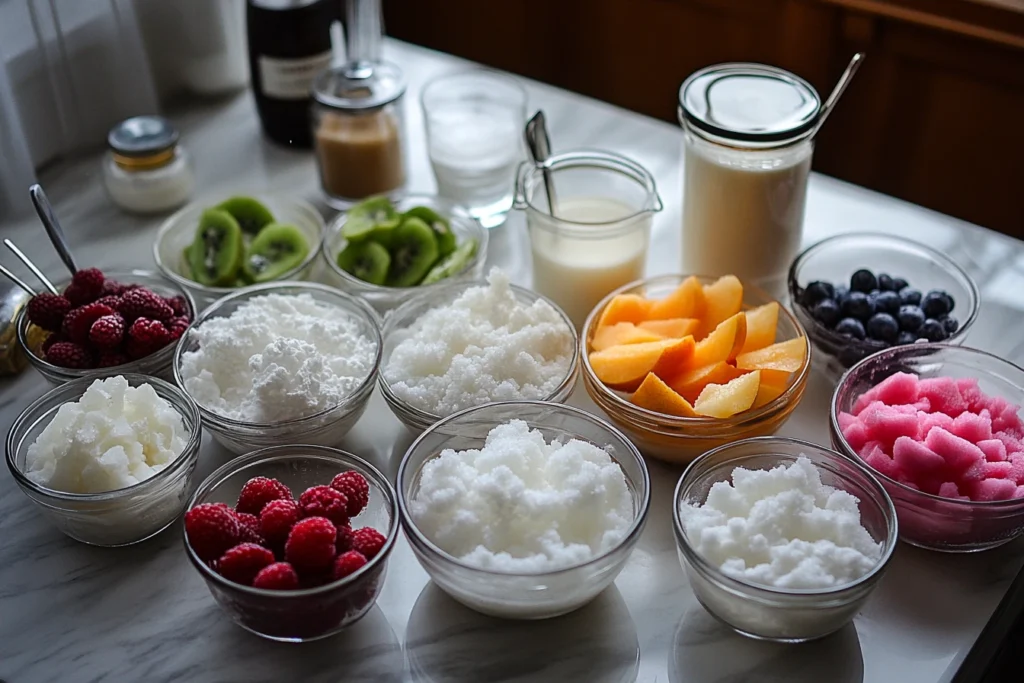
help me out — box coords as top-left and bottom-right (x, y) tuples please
(1, 40), (1023, 683)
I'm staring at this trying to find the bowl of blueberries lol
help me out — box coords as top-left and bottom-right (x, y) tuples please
(788, 233), (980, 382)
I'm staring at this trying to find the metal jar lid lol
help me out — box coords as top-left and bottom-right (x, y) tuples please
(108, 116), (180, 157)
(312, 61), (406, 112)
(678, 63), (820, 146)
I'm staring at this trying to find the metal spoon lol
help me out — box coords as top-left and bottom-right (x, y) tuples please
(0, 264), (38, 297)
(524, 111), (558, 217)
(29, 184), (78, 275)
(3, 239), (58, 294)
(809, 53), (865, 140)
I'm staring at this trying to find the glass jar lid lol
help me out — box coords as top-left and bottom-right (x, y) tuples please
(107, 116), (179, 157)
(678, 63), (820, 145)
(312, 61), (406, 112)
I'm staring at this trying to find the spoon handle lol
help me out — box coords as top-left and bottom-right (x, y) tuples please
(29, 184), (78, 276)
(810, 53), (865, 140)
(525, 111), (558, 217)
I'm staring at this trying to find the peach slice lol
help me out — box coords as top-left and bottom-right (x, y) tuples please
(638, 317), (699, 339)
(697, 275), (743, 338)
(753, 376), (789, 408)
(694, 371), (761, 418)
(759, 368), (792, 390)
(668, 361), (746, 403)
(597, 294), (653, 327)
(631, 372), (698, 417)
(591, 322), (666, 351)
(648, 276), (705, 320)
(589, 338), (684, 391)
(650, 335), (696, 378)
(736, 337), (807, 373)
(740, 302), (780, 354)
(686, 313), (747, 369)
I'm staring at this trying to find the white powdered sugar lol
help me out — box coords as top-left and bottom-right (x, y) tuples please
(179, 293), (376, 422)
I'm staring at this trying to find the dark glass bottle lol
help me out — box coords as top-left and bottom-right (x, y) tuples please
(246, 0), (338, 148)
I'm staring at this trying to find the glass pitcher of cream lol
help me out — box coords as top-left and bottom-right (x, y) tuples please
(679, 64), (821, 298)
(514, 150), (663, 328)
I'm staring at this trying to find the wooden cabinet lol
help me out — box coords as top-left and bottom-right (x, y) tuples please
(384, 0), (1024, 237)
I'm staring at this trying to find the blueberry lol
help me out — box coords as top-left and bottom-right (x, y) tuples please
(896, 331), (919, 345)
(835, 317), (866, 340)
(878, 273), (895, 291)
(874, 291), (901, 316)
(811, 299), (842, 328)
(850, 269), (877, 293)
(897, 305), (925, 332)
(866, 313), (899, 343)
(938, 290), (956, 313)
(801, 280), (835, 307)
(838, 345), (869, 368)
(921, 290), (952, 318)
(918, 318), (948, 342)
(892, 277), (909, 292)
(841, 291), (874, 321)
(899, 288), (923, 306)
(940, 315), (959, 335)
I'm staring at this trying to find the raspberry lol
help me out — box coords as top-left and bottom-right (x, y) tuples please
(64, 268), (105, 306)
(330, 471), (369, 517)
(284, 517), (337, 573)
(97, 352), (130, 368)
(26, 293), (71, 332)
(88, 314), (125, 349)
(41, 333), (65, 355)
(101, 279), (133, 296)
(350, 527), (386, 560)
(126, 318), (170, 358)
(184, 503), (241, 562)
(331, 550), (367, 580)
(44, 341), (93, 369)
(235, 512), (265, 545)
(298, 485), (349, 526)
(335, 524), (355, 553)
(94, 295), (121, 309)
(217, 543), (276, 585)
(252, 562), (300, 590)
(260, 498), (301, 545)
(166, 295), (189, 317)
(237, 476), (293, 516)
(118, 287), (173, 322)
(63, 303), (116, 344)
(167, 316), (190, 340)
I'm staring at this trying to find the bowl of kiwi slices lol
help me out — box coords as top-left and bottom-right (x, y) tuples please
(320, 195), (488, 313)
(154, 194), (325, 307)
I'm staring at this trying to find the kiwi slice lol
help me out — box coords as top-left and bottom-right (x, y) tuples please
(243, 223), (310, 282)
(421, 238), (478, 285)
(342, 196), (401, 243)
(337, 241), (391, 286)
(189, 209), (244, 286)
(217, 196), (275, 234)
(180, 245), (193, 278)
(386, 217), (440, 287)
(403, 206), (456, 257)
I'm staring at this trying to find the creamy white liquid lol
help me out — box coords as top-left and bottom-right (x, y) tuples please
(529, 196), (650, 328)
(682, 138), (812, 297)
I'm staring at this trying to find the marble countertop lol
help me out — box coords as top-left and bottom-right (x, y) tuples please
(2, 40), (1024, 683)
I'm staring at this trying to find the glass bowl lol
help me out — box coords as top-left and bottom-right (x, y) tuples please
(397, 401), (650, 619)
(673, 436), (898, 642)
(319, 194), (489, 314)
(788, 233), (980, 384)
(17, 270), (197, 386)
(6, 373), (202, 546)
(183, 445), (398, 641)
(581, 274), (810, 465)
(172, 282), (382, 454)
(830, 344), (1024, 552)
(378, 279), (579, 432)
(154, 193), (326, 309)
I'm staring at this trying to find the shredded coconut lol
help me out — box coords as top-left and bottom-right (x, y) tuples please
(678, 457), (883, 589)
(179, 293), (376, 422)
(409, 419), (634, 572)
(383, 269), (574, 416)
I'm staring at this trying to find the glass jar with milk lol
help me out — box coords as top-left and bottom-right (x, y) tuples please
(679, 64), (821, 298)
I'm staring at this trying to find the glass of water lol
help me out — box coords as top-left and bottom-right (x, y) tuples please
(421, 70), (527, 228)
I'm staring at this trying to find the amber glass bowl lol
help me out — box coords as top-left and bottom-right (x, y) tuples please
(580, 275), (810, 464)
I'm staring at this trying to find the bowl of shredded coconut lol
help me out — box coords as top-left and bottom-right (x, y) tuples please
(396, 401), (650, 619)
(173, 282), (382, 454)
(379, 268), (579, 432)
(673, 436), (897, 643)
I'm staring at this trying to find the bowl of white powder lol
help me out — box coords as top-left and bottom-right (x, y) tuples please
(397, 401), (650, 619)
(673, 436), (898, 642)
(173, 282), (381, 454)
(6, 374), (202, 546)
(379, 269), (579, 432)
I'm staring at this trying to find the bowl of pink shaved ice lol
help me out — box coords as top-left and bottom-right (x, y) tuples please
(831, 344), (1024, 552)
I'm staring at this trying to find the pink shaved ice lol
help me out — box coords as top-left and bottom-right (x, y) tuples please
(842, 421), (869, 452)
(995, 431), (1023, 455)
(871, 372), (919, 406)
(925, 428), (985, 472)
(1009, 455), (1024, 484)
(837, 412), (858, 431)
(912, 398), (932, 412)
(938, 482), (962, 498)
(969, 478), (1018, 502)
(892, 436), (946, 474)
(977, 439), (1007, 462)
(864, 449), (903, 480)
(950, 411), (993, 443)
(860, 403), (920, 445)
(917, 377), (969, 417)
(982, 461), (1014, 479)
(917, 412), (954, 440)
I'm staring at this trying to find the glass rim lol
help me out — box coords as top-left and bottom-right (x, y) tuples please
(420, 68), (528, 112)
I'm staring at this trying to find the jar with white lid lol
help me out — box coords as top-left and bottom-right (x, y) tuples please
(678, 64), (821, 298)
(102, 116), (195, 214)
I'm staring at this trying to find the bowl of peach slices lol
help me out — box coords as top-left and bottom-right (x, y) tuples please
(580, 274), (811, 464)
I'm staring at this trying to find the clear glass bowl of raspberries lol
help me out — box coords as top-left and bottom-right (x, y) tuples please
(397, 401), (650, 619)
(788, 233), (979, 384)
(831, 343), (1024, 552)
(16, 269), (196, 386)
(183, 444), (397, 642)
(6, 373), (202, 546)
